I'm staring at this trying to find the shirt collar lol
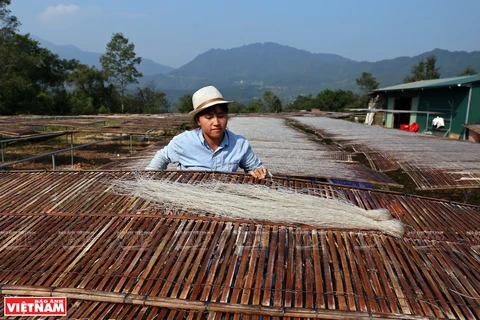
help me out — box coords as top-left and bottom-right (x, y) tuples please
(197, 128), (229, 150)
(221, 130), (229, 147)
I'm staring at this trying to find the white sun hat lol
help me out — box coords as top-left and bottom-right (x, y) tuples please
(190, 85), (233, 116)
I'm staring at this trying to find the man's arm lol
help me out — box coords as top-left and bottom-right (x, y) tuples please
(145, 148), (170, 170)
(145, 134), (185, 170)
(240, 142), (267, 178)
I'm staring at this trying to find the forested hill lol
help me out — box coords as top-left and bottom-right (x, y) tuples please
(37, 37), (480, 100)
(146, 43), (480, 96)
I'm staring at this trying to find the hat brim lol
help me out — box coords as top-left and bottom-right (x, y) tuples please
(189, 100), (233, 116)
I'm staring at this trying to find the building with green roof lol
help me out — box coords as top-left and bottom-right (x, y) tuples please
(372, 74), (480, 140)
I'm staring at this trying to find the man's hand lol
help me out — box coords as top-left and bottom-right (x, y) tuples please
(249, 167), (268, 179)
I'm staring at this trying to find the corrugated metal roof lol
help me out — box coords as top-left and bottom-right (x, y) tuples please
(373, 74), (480, 92)
(0, 171), (479, 319)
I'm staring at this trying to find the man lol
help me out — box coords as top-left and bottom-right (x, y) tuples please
(146, 85), (267, 179)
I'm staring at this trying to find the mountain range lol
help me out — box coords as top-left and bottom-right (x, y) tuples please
(33, 36), (480, 104)
(32, 36), (174, 76)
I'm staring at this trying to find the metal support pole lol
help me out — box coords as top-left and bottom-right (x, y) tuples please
(424, 101), (430, 133)
(70, 133), (74, 168)
(464, 85), (473, 140)
(447, 100), (454, 137)
(52, 155), (56, 171)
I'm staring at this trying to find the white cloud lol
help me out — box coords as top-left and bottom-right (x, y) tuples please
(40, 4), (80, 22)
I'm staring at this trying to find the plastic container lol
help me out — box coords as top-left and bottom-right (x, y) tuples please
(408, 122), (419, 132)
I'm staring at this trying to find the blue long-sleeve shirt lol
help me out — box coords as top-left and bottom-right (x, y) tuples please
(145, 128), (264, 173)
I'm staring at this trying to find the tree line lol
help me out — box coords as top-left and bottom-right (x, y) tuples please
(174, 89), (362, 114)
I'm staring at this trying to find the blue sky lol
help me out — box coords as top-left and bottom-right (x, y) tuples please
(10, 0), (480, 68)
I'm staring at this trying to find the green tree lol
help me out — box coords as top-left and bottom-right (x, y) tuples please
(262, 90), (282, 113)
(284, 94), (316, 111)
(176, 94), (193, 113)
(244, 100), (262, 113)
(0, 0), (78, 115)
(458, 65), (478, 76)
(98, 105), (111, 114)
(69, 63), (105, 96)
(131, 81), (169, 114)
(316, 89), (358, 112)
(0, 0), (20, 39)
(0, 33), (76, 115)
(70, 94), (95, 115)
(1, 1), (22, 114)
(100, 32), (142, 113)
(228, 101), (246, 113)
(404, 55), (440, 83)
(68, 63), (118, 114)
(356, 72), (379, 94)
(242, 91), (282, 113)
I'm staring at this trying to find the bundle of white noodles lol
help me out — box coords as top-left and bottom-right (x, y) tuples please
(114, 177), (405, 237)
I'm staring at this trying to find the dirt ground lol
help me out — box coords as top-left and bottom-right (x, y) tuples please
(2, 134), (152, 171)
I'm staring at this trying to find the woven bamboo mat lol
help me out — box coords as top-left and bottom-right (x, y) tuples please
(0, 171), (478, 319)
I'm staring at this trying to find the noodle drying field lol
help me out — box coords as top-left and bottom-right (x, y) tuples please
(0, 114), (479, 319)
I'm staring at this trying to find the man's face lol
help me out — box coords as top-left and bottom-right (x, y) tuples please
(197, 105), (228, 142)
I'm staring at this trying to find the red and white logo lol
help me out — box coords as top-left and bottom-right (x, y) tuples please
(4, 297), (67, 316)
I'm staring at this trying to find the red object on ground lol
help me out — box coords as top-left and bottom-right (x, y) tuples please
(408, 122), (419, 132)
(399, 124), (409, 130)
